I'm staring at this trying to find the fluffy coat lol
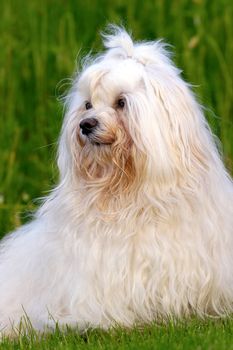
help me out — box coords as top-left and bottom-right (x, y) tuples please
(0, 26), (233, 336)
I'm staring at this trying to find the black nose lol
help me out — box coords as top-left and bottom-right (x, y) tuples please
(79, 118), (98, 135)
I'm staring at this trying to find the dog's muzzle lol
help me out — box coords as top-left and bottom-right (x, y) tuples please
(80, 118), (98, 136)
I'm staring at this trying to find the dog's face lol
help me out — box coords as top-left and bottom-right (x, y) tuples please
(77, 58), (143, 148)
(64, 57), (150, 194)
(58, 28), (209, 201)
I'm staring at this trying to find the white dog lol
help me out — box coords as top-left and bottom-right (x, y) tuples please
(0, 26), (233, 336)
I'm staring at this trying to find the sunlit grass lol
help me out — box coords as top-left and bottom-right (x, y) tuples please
(1, 319), (233, 350)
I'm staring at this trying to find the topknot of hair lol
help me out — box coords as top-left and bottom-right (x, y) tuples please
(102, 25), (135, 60)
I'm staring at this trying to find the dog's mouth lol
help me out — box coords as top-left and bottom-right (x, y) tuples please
(79, 129), (116, 147)
(90, 140), (112, 146)
(88, 134), (115, 147)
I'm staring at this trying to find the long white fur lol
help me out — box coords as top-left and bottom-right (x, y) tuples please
(0, 26), (233, 336)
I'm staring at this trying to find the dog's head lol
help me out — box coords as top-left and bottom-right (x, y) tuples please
(58, 26), (213, 203)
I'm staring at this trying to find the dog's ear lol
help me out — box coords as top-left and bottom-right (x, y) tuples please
(149, 70), (217, 178)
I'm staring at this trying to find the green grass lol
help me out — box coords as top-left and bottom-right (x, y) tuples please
(0, 0), (233, 348)
(1, 319), (233, 350)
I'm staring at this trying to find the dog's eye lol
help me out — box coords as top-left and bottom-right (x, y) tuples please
(117, 98), (125, 109)
(85, 102), (92, 110)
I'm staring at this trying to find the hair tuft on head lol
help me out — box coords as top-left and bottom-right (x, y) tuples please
(102, 24), (135, 59)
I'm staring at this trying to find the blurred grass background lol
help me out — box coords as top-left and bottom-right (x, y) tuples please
(0, 0), (232, 237)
